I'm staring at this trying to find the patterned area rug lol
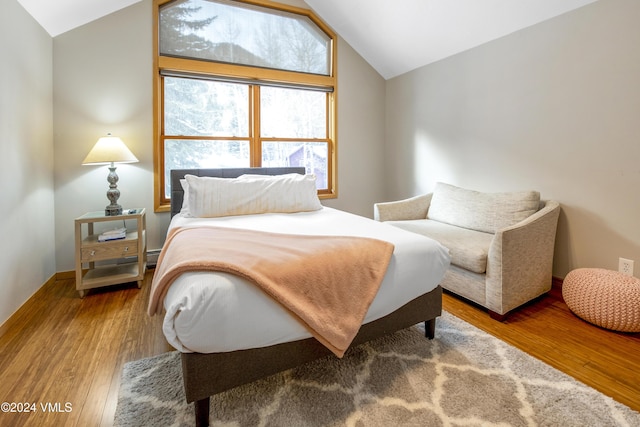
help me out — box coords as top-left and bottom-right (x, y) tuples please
(114, 312), (639, 426)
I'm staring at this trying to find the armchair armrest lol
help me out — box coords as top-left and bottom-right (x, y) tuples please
(374, 194), (432, 222)
(485, 200), (561, 315)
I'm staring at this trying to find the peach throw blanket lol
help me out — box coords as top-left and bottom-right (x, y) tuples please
(148, 226), (395, 357)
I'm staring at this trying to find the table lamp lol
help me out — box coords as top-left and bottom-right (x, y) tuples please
(82, 133), (138, 216)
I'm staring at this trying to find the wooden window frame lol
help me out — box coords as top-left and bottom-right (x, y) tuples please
(153, 0), (338, 212)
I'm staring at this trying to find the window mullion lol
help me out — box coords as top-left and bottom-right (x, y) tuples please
(250, 85), (262, 167)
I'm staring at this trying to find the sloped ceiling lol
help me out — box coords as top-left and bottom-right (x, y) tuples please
(17, 0), (142, 38)
(18, 0), (597, 79)
(305, 0), (598, 79)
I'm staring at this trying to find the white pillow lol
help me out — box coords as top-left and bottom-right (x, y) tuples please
(427, 182), (540, 234)
(179, 178), (190, 216)
(185, 173), (322, 218)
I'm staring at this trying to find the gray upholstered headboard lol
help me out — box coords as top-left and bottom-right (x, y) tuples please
(170, 167), (306, 217)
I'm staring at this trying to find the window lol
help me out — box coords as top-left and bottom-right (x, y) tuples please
(154, 0), (337, 210)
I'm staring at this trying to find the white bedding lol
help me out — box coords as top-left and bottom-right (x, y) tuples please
(162, 207), (450, 353)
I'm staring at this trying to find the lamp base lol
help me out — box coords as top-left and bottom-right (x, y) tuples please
(105, 204), (123, 216)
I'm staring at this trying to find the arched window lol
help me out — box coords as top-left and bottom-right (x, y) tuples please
(154, 0), (337, 211)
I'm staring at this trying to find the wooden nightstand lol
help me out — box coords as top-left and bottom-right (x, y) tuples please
(74, 208), (147, 298)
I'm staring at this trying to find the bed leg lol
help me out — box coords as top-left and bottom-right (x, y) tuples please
(425, 318), (436, 339)
(195, 397), (210, 427)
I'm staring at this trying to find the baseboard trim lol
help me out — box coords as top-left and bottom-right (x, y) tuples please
(57, 270), (75, 280)
(0, 273), (57, 338)
(552, 276), (563, 290)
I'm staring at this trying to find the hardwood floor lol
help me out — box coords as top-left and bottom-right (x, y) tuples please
(0, 272), (638, 426)
(0, 273), (171, 427)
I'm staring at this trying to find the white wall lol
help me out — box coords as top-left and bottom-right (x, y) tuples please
(52, 0), (386, 272)
(385, 0), (640, 278)
(53, 0), (163, 272)
(323, 39), (387, 217)
(0, 0), (55, 326)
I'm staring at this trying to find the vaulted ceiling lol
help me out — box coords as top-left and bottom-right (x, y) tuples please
(17, 0), (141, 39)
(18, 0), (597, 79)
(305, 0), (598, 79)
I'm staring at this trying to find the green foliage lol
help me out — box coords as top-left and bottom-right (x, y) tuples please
(159, 3), (216, 55)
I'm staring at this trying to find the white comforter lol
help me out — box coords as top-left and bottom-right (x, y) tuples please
(162, 207), (450, 353)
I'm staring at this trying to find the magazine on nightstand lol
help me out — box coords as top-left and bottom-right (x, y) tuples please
(98, 227), (127, 242)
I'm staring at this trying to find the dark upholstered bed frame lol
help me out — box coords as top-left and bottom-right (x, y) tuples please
(169, 167), (443, 427)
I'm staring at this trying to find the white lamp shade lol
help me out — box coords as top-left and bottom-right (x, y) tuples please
(82, 135), (138, 165)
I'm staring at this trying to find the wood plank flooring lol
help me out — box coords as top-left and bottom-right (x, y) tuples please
(0, 272), (638, 426)
(0, 273), (171, 427)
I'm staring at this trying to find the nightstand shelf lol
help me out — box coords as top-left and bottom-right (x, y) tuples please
(75, 209), (147, 297)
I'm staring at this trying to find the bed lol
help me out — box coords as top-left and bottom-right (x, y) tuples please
(152, 167), (450, 427)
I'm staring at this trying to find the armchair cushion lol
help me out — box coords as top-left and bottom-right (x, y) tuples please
(388, 219), (493, 274)
(428, 182), (540, 234)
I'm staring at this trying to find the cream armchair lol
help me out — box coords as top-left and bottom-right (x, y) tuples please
(375, 183), (561, 320)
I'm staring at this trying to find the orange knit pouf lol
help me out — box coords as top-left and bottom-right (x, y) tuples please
(562, 268), (640, 332)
